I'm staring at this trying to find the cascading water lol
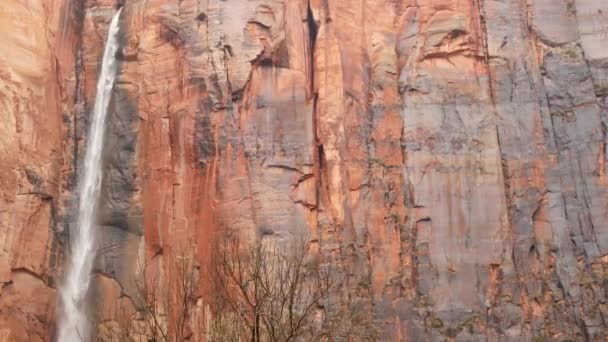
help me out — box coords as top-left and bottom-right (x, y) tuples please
(57, 8), (123, 342)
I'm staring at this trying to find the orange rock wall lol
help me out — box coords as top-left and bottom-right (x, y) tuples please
(0, 0), (83, 340)
(1, 0), (608, 341)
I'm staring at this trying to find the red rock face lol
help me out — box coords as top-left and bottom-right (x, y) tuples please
(0, 0), (83, 339)
(1, 0), (608, 341)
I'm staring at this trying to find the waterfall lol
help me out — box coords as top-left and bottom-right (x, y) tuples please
(57, 8), (123, 342)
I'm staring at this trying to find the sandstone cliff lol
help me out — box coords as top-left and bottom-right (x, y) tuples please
(1, 0), (608, 341)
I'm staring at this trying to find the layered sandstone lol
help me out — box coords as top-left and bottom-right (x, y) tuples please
(1, 0), (608, 341)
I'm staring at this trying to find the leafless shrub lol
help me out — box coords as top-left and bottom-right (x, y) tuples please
(208, 234), (377, 341)
(95, 234), (377, 342)
(94, 242), (198, 342)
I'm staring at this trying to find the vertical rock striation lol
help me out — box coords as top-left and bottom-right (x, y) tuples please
(0, 0), (84, 340)
(0, 0), (607, 340)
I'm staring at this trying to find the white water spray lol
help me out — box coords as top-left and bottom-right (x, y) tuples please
(58, 8), (122, 342)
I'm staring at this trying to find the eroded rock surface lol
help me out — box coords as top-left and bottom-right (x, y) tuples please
(0, 0), (82, 339)
(1, 0), (608, 340)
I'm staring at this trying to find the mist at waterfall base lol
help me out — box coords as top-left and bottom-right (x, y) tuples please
(57, 9), (122, 342)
